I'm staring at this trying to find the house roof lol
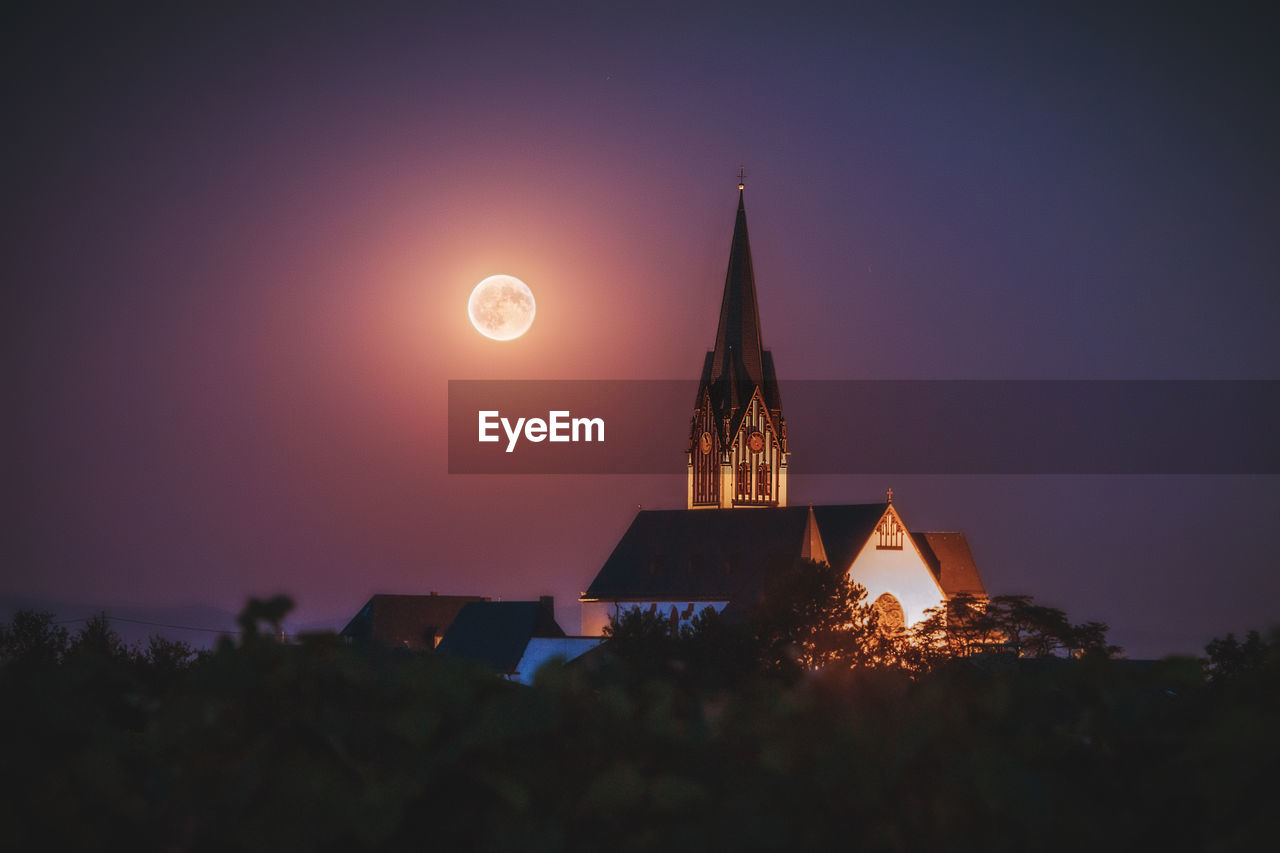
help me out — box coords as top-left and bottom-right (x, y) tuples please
(810, 504), (891, 573)
(511, 637), (604, 685)
(910, 534), (943, 578)
(911, 531), (987, 598)
(582, 504), (889, 603)
(435, 601), (565, 673)
(340, 593), (486, 650)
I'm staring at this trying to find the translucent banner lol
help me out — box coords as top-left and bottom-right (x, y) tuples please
(447, 380), (1280, 474)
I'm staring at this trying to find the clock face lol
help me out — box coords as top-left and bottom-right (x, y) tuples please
(748, 431), (765, 453)
(699, 431), (712, 454)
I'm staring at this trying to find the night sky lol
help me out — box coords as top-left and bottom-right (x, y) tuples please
(5, 1), (1278, 657)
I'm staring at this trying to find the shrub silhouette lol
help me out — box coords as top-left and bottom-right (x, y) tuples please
(1, 601), (1277, 851)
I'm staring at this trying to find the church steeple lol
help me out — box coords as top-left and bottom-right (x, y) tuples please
(708, 190), (767, 408)
(687, 183), (788, 509)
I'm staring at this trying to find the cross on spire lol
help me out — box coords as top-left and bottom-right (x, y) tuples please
(737, 165), (746, 191)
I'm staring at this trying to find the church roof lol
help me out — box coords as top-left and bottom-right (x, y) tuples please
(435, 600), (565, 674)
(340, 593), (486, 650)
(911, 531), (988, 598)
(696, 190), (784, 440)
(582, 504), (888, 603)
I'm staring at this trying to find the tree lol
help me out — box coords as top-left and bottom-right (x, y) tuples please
(911, 594), (1120, 666)
(602, 559), (920, 682)
(1066, 620), (1120, 659)
(748, 558), (891, 674)
(678, 605), (759, 688)
(0, 609), (69, 666)
(1205, 629), (1272, 682)
(602, 606), (678, 659)
(65, 612), (131, 663)
(605, 568), (1120, 686)
(141, 635), (196, 677)
(911, 593), (998, 664)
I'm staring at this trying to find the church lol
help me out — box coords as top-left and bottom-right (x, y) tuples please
(580, 181), (986, 636)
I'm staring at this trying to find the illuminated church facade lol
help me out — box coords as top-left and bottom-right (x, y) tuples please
(580, 183), (986, 636)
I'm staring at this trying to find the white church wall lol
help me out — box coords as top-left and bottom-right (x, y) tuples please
(846, 538), (947, 628)
(581, 599), (730, 637)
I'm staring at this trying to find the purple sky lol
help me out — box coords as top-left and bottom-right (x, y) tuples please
(5, 1), (1278, 656)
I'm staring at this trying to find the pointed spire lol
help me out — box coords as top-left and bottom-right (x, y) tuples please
(688, 181), (788, 509)
(708, 185), (766, 399)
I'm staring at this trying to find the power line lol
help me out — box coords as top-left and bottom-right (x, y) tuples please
(43, 612), (333, 642)
(54, 614), (234, 634)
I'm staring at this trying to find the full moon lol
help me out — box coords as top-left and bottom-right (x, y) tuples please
(467, 274), (536, 341)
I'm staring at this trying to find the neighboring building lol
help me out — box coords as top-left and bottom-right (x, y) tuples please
(582, 183), (987, 636)
(435, 597), (602, 684)
(341, 593), (487, 650)
(341, 594), (603, 683)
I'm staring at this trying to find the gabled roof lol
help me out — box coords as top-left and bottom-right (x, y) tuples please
(435, 601), (565, 674)
(340, 593), (486, 650)
(582, 504), (888, 604)
(811, 504), (891, 571)
(911, 531), (987, 598)
(695, 191), (784, 443)
(910, 534), (942, 578)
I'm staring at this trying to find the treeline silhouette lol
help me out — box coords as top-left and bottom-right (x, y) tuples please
(600, 559), (1121, 687)
(1, 590), (1277, 852)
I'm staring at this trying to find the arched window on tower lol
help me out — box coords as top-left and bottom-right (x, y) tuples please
(756, 463), (771, 499)
(736, 461), (750, 497)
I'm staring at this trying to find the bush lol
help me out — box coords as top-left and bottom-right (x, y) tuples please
(2, 604), (1276, 851)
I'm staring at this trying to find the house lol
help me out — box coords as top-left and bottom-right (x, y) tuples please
(435, 597), (602, 684)
(341, 593), (487, 650)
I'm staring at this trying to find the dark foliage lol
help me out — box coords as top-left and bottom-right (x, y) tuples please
(2, 603), (1277, 852)
(602, 559), (895, 685)
(602, 562), (1120, 683)
(64, 611), (131, 664)
(1204, 628), (1277, 682)
(913, 593), (1123, 665)
(0, 609), (68, 666)
(746, 557), (884, 673)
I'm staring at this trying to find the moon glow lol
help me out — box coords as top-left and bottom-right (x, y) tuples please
(467, 274), (536, 341)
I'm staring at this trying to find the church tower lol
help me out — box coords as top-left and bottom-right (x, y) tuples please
(687, 181), (788, 509)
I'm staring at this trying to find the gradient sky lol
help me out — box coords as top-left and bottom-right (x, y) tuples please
(5, 1), (1278, 656)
